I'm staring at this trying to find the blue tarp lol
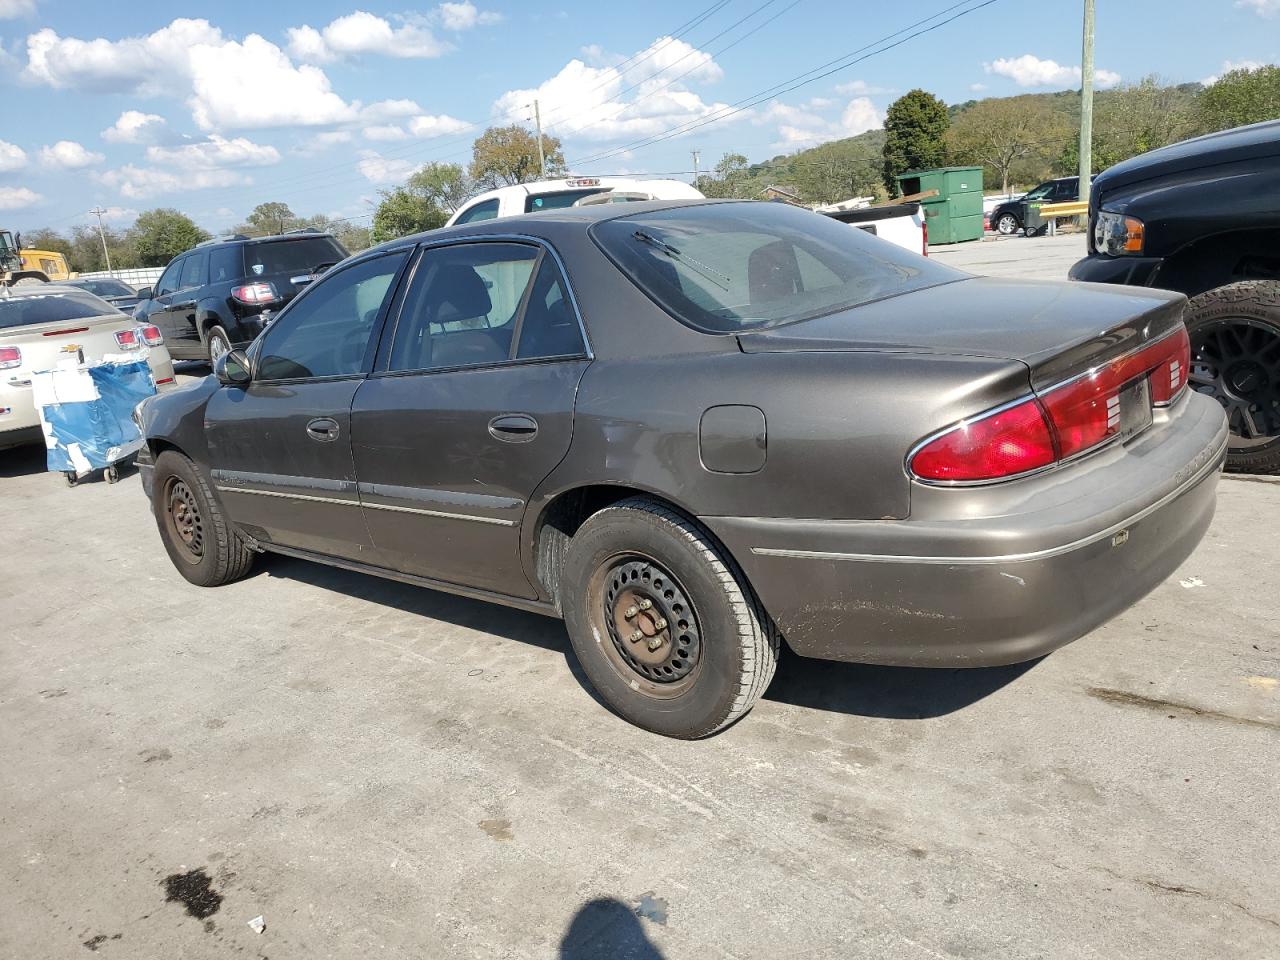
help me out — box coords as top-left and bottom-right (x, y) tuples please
(35, 360), (156, 477)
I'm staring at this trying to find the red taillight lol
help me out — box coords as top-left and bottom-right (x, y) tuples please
(922, 220), (929, 257)
(138, 324), (163, 347)
(114, 329), (140, 350)
(0, 345), (21, 370)
(231, 282), (278, 305)
(910, 325), (1191, 483)
(910, 398), (1057, 482)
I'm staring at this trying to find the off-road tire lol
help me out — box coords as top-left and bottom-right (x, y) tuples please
(1185, 280), (1280, 474)
(152, 450), (255, 586)
(206, 325), (232, 363)
(561, 497), (780, 739)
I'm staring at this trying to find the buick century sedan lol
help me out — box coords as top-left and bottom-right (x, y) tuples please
(134, 200), (1228, 738)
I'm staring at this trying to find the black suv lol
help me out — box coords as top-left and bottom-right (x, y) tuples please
(990, 176), (1081, 236)
(133, 231), (349, 361)
(1070, 120), (1280, 473)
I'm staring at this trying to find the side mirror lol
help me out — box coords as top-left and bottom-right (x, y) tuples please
(135, 286), (153, 300)
(214, 349), (252, 386)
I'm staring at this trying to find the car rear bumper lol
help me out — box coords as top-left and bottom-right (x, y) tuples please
(1068, 253), (1165, 288)
(704, 393), (1229, 667)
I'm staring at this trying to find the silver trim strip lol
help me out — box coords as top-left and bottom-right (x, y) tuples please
(752, 432), (1225, 566)
(214, 485), (517, 526)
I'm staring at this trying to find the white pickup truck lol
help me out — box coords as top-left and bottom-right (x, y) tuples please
(814, 198), (929, 257)
(446, 177), (705, 227)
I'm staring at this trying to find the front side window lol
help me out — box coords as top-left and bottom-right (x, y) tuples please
(592, 201), (961, 334)
(1023, 182), (1055, 201)
(180, 252), (208, 289)
(155, 259), (183, 297)
(388, 243), (538, 372)
(257, 252), (407, 381)
(453, 199), (500, 225)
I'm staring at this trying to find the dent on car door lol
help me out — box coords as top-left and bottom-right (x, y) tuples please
(203, 250), (410, 560)
(351, 240), (590, 597)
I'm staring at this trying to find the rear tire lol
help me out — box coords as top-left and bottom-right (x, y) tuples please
(1185, 280), (1280, 474)
(560, 497), (779, 739)
(206, 325), (232, 363)
(152, 450), (255, 586)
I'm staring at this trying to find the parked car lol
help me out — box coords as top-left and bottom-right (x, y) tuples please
(990, 177), (1082, 236)
(817, 201), (928, 256)
(446, 176), (704, 226)
(132, 230), (349, 362)
(1, 285), (174, 450)
(1070, 120), (1280, 473)
(64, 277), (143, 315)
(134, 199), (1227, 738)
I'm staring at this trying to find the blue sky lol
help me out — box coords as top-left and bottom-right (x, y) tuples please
(1, 0), (1277, 234)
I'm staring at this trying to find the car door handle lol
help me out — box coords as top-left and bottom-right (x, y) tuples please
(488, 414), (538, 442)
(306, 417), (340, 442)
(174, 300), (196, 310)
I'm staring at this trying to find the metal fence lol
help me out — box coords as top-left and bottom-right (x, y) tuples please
(75, 267), (165, 287)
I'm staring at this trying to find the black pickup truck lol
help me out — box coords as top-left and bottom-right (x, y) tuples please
(1070, 120), (1280, 473)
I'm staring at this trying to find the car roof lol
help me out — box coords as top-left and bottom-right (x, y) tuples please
(3, 283), (90, 297)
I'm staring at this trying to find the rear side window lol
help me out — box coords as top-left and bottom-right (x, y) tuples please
(591, 202), (961, 334)
(209, 245), (243, 283)
(524, 189), (606, 212)
(181, 252), (208, 289)
(0, 291), (119, 329)
(245, 236), (346, 277)
(453, 199), (500, 224)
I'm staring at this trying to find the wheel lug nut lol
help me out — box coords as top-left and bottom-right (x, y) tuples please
(623, 605), (638, 619)
(629, 630), (645, 643)
(647, 637), (664, 652)
(651, 617), (667, 631)
(638, 598), (653, 611)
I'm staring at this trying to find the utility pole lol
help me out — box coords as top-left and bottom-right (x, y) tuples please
(1078, 0), (1096, 210)
(691, 149), (701, 184)
(530, 99), (546, 177)
(89, 206), (113, 275)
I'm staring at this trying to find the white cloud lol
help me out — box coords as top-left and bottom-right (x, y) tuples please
(361, 99), (423, 121)
(408, 114), (470, 137)
(96, 164), (248, 199)
(970, 82), (988, 92)
(187, 34), (357, 130)
(0, 139), (26, 172)
(38, 140), (104, 168)
(307, 130), (355, 149)
(101, 110), (168, 144)
(985, 54), (1120, 89)
(356, 150), (419, 184)
(1202, 59), (1270, 85)
(0, 0), (37, 18)
(92, 206), (138, 226)
(0, 187), (43, 210)
(23, 20), (358, 131)
(363, 124), (409, 141)
(492, 36), (730, 143)
(834, 80), (892, 96)
(1236, 0), (1280, 16)
(145, 135), (281, 169)
(436, 2), (502, 30)
(287, 11), (450, 63)
(757, 96), (884, 151)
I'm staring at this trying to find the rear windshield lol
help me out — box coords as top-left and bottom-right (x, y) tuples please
(591, 201), (960, 333)
(0, 290), (120, 329)
(69, 279), (135, 297)
(525, 189), (608, 213)
(244, 236), (347, 277)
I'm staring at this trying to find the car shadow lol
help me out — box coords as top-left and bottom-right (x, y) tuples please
(259, 554), (1039, 722)
(0, 443), (47, 479)
(559, 898), (666, 959)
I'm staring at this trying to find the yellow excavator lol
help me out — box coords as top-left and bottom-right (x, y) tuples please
(0, 228), (71, 285)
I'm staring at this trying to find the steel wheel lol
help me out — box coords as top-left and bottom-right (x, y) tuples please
(1189, 317), (1280, 451)
(589, 553), (703, 699)
(164, 476), (205, 563)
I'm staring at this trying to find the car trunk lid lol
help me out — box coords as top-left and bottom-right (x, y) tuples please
(735, 276), (1186, 389)
(1, 311), (144, 377)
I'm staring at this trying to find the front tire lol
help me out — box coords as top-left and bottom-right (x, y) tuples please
(1185, 280), (1280, 474)
(152, 450), (255, 586)
(995, 213), (1020, 236)
(560, 497), (779, 739)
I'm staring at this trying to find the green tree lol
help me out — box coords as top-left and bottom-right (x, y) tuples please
(694, 152), (753, 198)
(127, 209), (210, 267)
(245, 201), (300, 236)
(1197, 64), (1280, 133)
(371, 188), (447, 245)
(406, 162), (471, 213)
(882, 89), (950, 192)
(946, 95), (1067, 195)
(468, 125), (565, 188)
(68, 225), (140, 273)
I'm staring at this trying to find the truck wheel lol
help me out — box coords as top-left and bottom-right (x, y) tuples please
(152, 450), (255, 586)
(206, 326), (232, 363)
(1186, 280), (1280, 474)
(995, 213), (1020, 236)
(560, 497), (780, 739)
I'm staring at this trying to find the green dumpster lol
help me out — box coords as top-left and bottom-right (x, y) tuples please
(894, 166), (984, 245)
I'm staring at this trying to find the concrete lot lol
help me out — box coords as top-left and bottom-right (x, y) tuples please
(929, 232), (1088, 281)
(3, 238), (1278, 959)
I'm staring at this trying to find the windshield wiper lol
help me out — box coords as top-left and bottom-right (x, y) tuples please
(631, 230), (732, 291)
